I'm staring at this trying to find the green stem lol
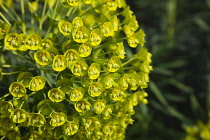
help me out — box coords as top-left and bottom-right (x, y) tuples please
(0, 93), (10, 100)
(28, 92), (36, 97)
(121, 57), (137, 67)
(166, 0), (177, 46)
(20, 0), (26, 34)
(66, 7), (74, 17)
(53, 0), (60, 20)
(80, 5), (92, 17)
(19, 100), (25, 109)
(65, 98), (74, 105)
(42, 0), (48, 17)
(0, 12), (11, 26)
(2, 71), (21, 75)
(0, 3), (15, 20)
(21, 0), (25, 20)
(11, 9), (21, 21)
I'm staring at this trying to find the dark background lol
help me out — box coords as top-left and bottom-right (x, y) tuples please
(125, 0), (210, 139)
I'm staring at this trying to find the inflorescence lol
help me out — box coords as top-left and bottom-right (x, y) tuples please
(0, 0), (152, 139)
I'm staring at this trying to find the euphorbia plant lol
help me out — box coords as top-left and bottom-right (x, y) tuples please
(0, 0), (152, 139)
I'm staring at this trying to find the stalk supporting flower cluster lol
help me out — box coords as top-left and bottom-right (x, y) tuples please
(0, 0), (152, 139)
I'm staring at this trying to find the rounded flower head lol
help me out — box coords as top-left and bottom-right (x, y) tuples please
(72, 17), (83, 28)
(0, 0), (152, 139)
(0, 101), (14, 116)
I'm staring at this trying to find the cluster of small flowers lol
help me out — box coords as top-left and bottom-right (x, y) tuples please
(0, 0), (152, 139)
(182, 112), (210, 140)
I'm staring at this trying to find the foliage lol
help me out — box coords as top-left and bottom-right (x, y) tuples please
(125, 0), (210, 140)
(0, 0), (152, 139)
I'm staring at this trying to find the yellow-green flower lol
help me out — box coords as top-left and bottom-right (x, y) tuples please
(48, 88), (65, 102)
(70, 87), (85, 101)
(29, 76), (46, 91)
(9, 82), (26, 98)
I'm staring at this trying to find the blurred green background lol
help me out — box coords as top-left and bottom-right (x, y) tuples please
(125, 0), (210, 139)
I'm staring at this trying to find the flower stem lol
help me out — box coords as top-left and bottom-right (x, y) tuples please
(2, 71), (21, 76)
(0, 12), (11, 26)
(121, 57), (137, 67)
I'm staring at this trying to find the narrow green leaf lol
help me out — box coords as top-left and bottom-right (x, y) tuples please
(149, 81), (169, 106)
(167, 106), (190, 123)
(169, 79), (194, 93)
(194, 17), (210, 31)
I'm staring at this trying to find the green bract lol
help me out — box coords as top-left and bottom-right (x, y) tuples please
(0, 0), (152, 139)
(63, 118), (79, 135)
